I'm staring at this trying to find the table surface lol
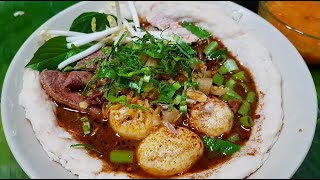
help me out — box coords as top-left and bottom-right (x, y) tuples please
(0, 1), (319, 179)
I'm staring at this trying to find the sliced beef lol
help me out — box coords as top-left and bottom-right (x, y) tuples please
(75, 50), (103, 71)
(87, 90), (106, 106)
(64, 71), (93, 91)
(40, 70), (102, 119)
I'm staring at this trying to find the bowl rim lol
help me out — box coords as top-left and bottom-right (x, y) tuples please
(259, 1), (320, 40)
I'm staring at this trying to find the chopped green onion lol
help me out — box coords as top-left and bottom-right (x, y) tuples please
(246, 92), (256, 103)
(240, 115), (254, 128)
(232, 71), (246, 81)
(173, 95), (182, 105)
(182, 21), (211, 39)
(154, 82), (182, 105)
(82, 122), (90, 135)
(166, 82), (181, 99)
(223, 59), (239, 73)
(204, 41), (218, 56)
(110, 150), (134, 164)
(238, 101), (251, 116)
(178, 81), (189, 114)
(218, 139), (241, 156)
(208, 49), (227, 62)
(138, 78), (144, 94)
(218, 65), (228, 75)
(70, 144), (102, 154)
(80, 117), (90, 135)
(227, 134), (239, 143)
(179, 105), (187, 114)
(221, 89), (242, 101)
(225, 79), (236, 90)
(172, 82), (182, 91)
(212, 73), (224, 86)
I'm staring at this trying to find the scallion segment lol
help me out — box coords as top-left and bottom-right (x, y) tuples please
(218, 65), (228, 75)
(238, 101), (251, 116)
(246, 92), (256, 103)
(173, 95), (182, 105)
(232, 71), (246, 81)
(225, 79), (236, 90)
(240, 115), (254, 128)
(208, 48), (227, 62)
(80, 117), (90, 135)
(223, 59), (239, 72)
(204, 41), (218, 56)
(212, 73), (224, 86)
(218, 59), (239, 74)
(221, 89), (242, 101)
(179, 105), (187, 114)
(110, 150), (134, 164)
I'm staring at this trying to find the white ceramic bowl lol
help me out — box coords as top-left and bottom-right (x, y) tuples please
(1, 1), (317, 179)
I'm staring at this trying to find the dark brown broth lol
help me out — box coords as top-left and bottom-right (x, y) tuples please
(54, 32), (258, 178)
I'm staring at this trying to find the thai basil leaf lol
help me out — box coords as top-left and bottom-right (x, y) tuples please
(25, 36), (91, 71)
(70, 12), (117, 33)
(182, 21), (211, 39)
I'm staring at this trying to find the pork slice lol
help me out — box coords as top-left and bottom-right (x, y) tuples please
(145, 9), (198, 43)
(40, 70), (102, 119)
(74, 50), (103, 71)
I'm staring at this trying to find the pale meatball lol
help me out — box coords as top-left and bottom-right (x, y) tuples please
(108, 104), (160, 140)
(189, 96), (234, 137)
(137, 127), (204, 177)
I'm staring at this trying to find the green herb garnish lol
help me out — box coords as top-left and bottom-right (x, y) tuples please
(25, 36), (91, 71)
(202, 136), (240, 156)
(182, 21), (211, 39)
(70, 144), (102, 154)
(80, 117), (90, 135)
